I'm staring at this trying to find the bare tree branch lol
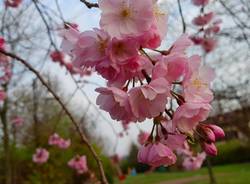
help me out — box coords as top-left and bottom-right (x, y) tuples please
(80, 0), (99, 9)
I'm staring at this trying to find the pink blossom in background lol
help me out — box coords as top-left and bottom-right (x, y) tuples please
(173, 103), (211, 133)
(0, 90), (6, 101)
(5, 0), (22, 8)
(182, 152), (206, 170)
(137, 142), (177, 167)
(32, 148), (49, 164)
(183, 55), (215, 103)
(138, 131), (150, 145)
(99, 0), (154, 39)
(192, 12), (214, 26)
(192, 0), (210, 6)
(68, 155), (88, 174)
(50, 51), (65, 65)
(11, 116), (24, 127)
(57, 138), (71, 149)
(48, 133), (61, 146)
(0, 37), (5, 50)
(129, 78), (170, 121)
(201, 38), (217, 53)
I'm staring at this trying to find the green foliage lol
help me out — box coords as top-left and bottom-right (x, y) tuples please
(211, 140), (250, 165)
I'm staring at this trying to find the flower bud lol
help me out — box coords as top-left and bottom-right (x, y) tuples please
(208, 124), (225, 140)
(202, 142), (217, 156)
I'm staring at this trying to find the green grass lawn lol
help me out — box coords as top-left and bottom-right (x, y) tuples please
(117, 163), (250, 184)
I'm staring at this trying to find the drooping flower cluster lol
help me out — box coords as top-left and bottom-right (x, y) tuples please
(68, 155), (88, 174)
(190, 0), (222, 53)
(48, 133), (71, 149)
(32, 148), (49, 164)
(58, 0), (224, 168)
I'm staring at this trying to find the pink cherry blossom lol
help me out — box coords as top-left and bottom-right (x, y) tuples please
(159, 120), (186, 150)
(109, 37), (139, 65)
(60, 27), (80, 54)
(50, 51), (65, 65)
(71, 29), (110, 68)
(129, 78), (170, 120)
(173, 103), (211, 133)
(167, 34), (193, 56)
(183, 55), (215, 103)
(11, 116), (24, 127)
(5, 0), (22, 8)
(152, 55), (188, 83)
(96, 87), (135, 122)
(192, 0), (210, 6)
(57, 138), (71, 149)
(0, 37), (5, 50)
(193, 12), (214, 26)
(138, 131), (150, 145)
(0, 90), (6, 101)
(99, 0), (154, 39)
(32, 148), (49, 164)
(68, 155), (88, 174)
(201, 38), (217, 53)
(182, 152), (206, 170)
(48, 133), (61, 146)
(137, 142), (177, 167)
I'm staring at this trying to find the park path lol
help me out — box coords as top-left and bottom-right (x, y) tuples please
(157, 175), (208, 184)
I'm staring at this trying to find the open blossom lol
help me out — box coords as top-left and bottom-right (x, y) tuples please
(159, 120), (186, 150)
(48, 133), (61, 146)
(11, 116), (24, 127)
(96, 87), (135, 122)
(99, 0), (154, 39)
(173, 103), (211, 133)
(152, 54), (188, 83)
(183, 55), (215, 103)
(32, 148), (49, 164)
(72, 29), (110, 68)
(129, 78), (170, 121)
(57, 138), (71, 149)
(193, 12), (214, 26)
(138, 131), (150, 145)
(167, 34), (193, 56)
(5, 0), (22, 8)
(137, 142), (177, 167)
(183, 152), (206, 170)
(192, 0), (210, 6)
(68, 155), (88, 174)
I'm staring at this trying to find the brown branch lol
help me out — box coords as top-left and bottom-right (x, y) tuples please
(0, 49), (108, 184)
(80, 0), (99, 9)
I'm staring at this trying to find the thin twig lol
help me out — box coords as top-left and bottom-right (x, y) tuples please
(0, 49), (108, 184)
(177, 0), (186, 33)
(80, 0), (99, 9)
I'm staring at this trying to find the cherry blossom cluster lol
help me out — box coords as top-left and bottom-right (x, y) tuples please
(4, 0), (22, 8)
(48, 133), (71, 149)
(190, 0), (222, 53)
(68, 155), (88, 174)
(58, 0), (225, 168)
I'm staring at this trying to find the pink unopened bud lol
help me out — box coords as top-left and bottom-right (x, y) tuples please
(202, 142), (217, 156)
(208, 124), (225, 140)
(204, 127), (216, 142)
